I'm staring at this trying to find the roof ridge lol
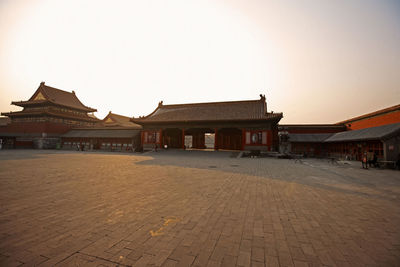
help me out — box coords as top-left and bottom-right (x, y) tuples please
(42, 84), (73, 95)
(109, 112), (131, 119)
(160, 98), (263, 108)
(40, 82), (96, 112)
(280, 124), (345, 127)
(132, 95), (275, 122)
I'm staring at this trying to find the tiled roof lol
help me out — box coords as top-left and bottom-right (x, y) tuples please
(288, 133), (333, 143)
(336, 104), (400, 124)
(62, 128), (140, 138)
(88, 113), (100, 120)
(279, 124), (345, 129)
(324, 123), (400, 142)
(101, 112), (141, 128)
(12, 82), (96, 112)
(1, 110), (98, 122)
(133, 96), (282, 123)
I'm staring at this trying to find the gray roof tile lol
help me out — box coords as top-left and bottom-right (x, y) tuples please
(288, 133), (333, 143)
(62, 129), (140, 138)
(325, 123), (400, 142)
(134, 97), (282, 123)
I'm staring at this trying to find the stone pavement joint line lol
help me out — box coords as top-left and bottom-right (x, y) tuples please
(59, 251), (133, 266)
(0, 150), (399, 266)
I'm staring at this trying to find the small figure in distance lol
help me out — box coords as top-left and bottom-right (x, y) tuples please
(372, 152), (379, 168)
(362, 151), (368, 169)
(367, 150), (374, 168)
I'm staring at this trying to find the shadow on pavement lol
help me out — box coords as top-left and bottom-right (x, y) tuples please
(136, 150), (400, 202)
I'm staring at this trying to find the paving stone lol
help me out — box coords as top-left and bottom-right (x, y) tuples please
(176, 254), (196, 267)
(0, 150), (399, 267)
(236, 251), (251, 267)
(293, 260), (309, 267)
(250, 247), (264, 263)
(265, 255), (279, 267)
(221, 255), (237, 267)
(162, 258), (179, 267)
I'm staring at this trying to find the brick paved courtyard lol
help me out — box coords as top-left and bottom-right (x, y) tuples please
(0, 150), (399, 266)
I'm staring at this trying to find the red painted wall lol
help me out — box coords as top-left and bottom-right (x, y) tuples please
(1, 122), (71, 134)
(141, 130), (162, 145)
(345, 111), (400, 130)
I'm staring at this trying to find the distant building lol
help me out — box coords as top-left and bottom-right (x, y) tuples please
(61, 112), (142, 151)
(2, 81), (398, 160)
(132, 95), (283, 151)
(0, 82), (98, 149)
(337, 104), (400, 130)
(278, 124), (346, 156)
(324, 123), (400, 161)
(279, 105), (400, 162)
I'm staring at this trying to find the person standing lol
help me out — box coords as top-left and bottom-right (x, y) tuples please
(367, 150), (374, 168)
(362, 151), (368, 169)
(372, 152), (379, 168)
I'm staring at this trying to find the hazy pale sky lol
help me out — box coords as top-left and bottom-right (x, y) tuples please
(0, 0), (399, 123)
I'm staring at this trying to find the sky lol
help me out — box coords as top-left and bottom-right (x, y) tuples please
(0, 0), (399, 123)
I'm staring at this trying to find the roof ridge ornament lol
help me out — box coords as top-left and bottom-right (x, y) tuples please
(260, 94), (265, 100)
(158, 101), (163, 107)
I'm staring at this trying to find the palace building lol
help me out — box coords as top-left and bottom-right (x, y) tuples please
(132, 95), (283, 151)
(0, 82), (98, 148)
(324, 123), (400, 162)
(61, 112), (141, 151)
(279, 105), (400, 162)
(1, 81), (398, 162)
(278, 124), (346, 156)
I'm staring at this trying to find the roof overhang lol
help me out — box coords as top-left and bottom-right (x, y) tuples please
(11, 100), (97, 113)
(131, 115), (283, 125)
(62, 128), (140, 138)
(1, 110), (98, 122)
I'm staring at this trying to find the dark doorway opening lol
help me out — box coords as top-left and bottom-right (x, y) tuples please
(163, 128), (183, 148)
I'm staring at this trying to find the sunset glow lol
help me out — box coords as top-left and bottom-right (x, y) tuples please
(1, 0), (399, 122)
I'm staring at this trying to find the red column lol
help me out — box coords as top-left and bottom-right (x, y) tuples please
(182, 129), (185, 149)
(159, 130), (163, 148)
